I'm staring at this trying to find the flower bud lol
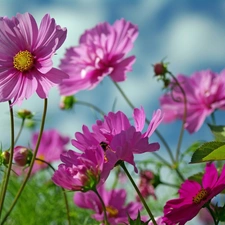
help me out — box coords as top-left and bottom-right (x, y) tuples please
(1, 151), (10, 165)
(13, 146), (33, 167)
(59, 96), (76, 110)
(17, 109), (34, 120)
(153, 62), (167, 76)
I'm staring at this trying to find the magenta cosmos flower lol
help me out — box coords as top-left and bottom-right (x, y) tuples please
(59, 18), (138, 96)
(52, 146), (104, 191)
(162, 163), (225, 225)
(13, 129), (69, 175)
(160, 69), (225, 133)
(74, 184), (143, 225)
(72, 107), (163, 181)
(0, 12), (68, 105)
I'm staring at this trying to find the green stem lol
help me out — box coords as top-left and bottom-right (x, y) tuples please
(112, 80), (174, 164)
(120, 162), (157, 225)
(35, 158), (71, 225)
(1, 99), (48, 224)
(160, 181), (180, 188)
(93, 188), (110, 225)
(211, 112), (216, 125)
(14, 118), (25, 145)
(206, 204), (218, 225)
(0, 101), (15, 220)
(75, 100), (106, 117)
(168, 72), (187, 163)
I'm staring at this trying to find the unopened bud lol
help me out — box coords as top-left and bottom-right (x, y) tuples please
(153, 62), (167, 76)
(17, 109), (34, 120)
(13, 146), (33, 167)
(60, 96), (76, 110)
(1, 151), (10, 165)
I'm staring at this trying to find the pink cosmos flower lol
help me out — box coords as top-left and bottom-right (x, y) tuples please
(52, 146), (104, 191)
(13, 129), (69, 175)
(59, 18), (138, 96)
(162, 163), (225, 225)
(72, 107), (163, 181)
(74, 184), (143, 225)
(160, 70), (225, 133)
(0, 12), (68, 105)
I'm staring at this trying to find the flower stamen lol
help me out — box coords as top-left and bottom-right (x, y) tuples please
(13, 50), (34, 72)
(192, 189), (208, 204)
(106, 205), (118, 217)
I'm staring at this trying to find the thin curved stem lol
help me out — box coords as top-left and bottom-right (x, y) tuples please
(14, 118), (25, 145)
(120, 162), (157, 225)
(93, 188), (110, 225)
(35, 158), (71, 225)
(160, 181), (180, 188)
(168, 72), (187, 162)
(75, 100), (106, 117)
(0, 101), (15, 220)
(211, 112), (216, 125)
(1, 99), (48, 224)
(206, 204), (218, 225)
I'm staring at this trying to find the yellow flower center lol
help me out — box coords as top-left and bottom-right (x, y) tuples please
(13, 50), (34, 72)
(106, 206), (118, 217)
(192, 189), (208, 204)
(36, 154), (45, 165)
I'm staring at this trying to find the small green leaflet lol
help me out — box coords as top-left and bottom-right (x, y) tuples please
(190, 141), (225, 163)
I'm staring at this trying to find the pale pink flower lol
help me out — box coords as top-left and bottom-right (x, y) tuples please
(59, 18), (138, 96)
(72, 107), (163, 181)
(162, 163), (225, 225)
(52, 146), (104, 191)
(74, 184), (143, 225)
(0, 12), (68, 105)
(160, 70), (225, 133)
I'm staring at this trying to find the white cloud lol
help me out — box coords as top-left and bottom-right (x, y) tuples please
(162, 13), (225, 73)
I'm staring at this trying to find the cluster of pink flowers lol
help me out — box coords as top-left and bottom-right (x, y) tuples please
(160, 69), (225, 133)
(52, 107), (163, 188)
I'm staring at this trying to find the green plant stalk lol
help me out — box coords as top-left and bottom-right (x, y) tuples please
(14, 118), (25, 145)
(120, 162), (157, 225)
(1, 99), (48, 224)
(206, 204), (218, 225)
(93, 188), (110, 225)
(75, 100), (106, 117)
(35, 158), (71, 225)
(168, 71), (187, 163)
(0, 101), (15, 220)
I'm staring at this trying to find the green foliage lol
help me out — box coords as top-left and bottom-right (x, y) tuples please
(187, 172), (203, 184)
(2, 172), (99, 225)
(180, 141), (204, 161)
(215, 204), (225, 222)
(127, 211), (150, 225)
(208, 124), (225, 141)
(190, 141), (225, 163)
